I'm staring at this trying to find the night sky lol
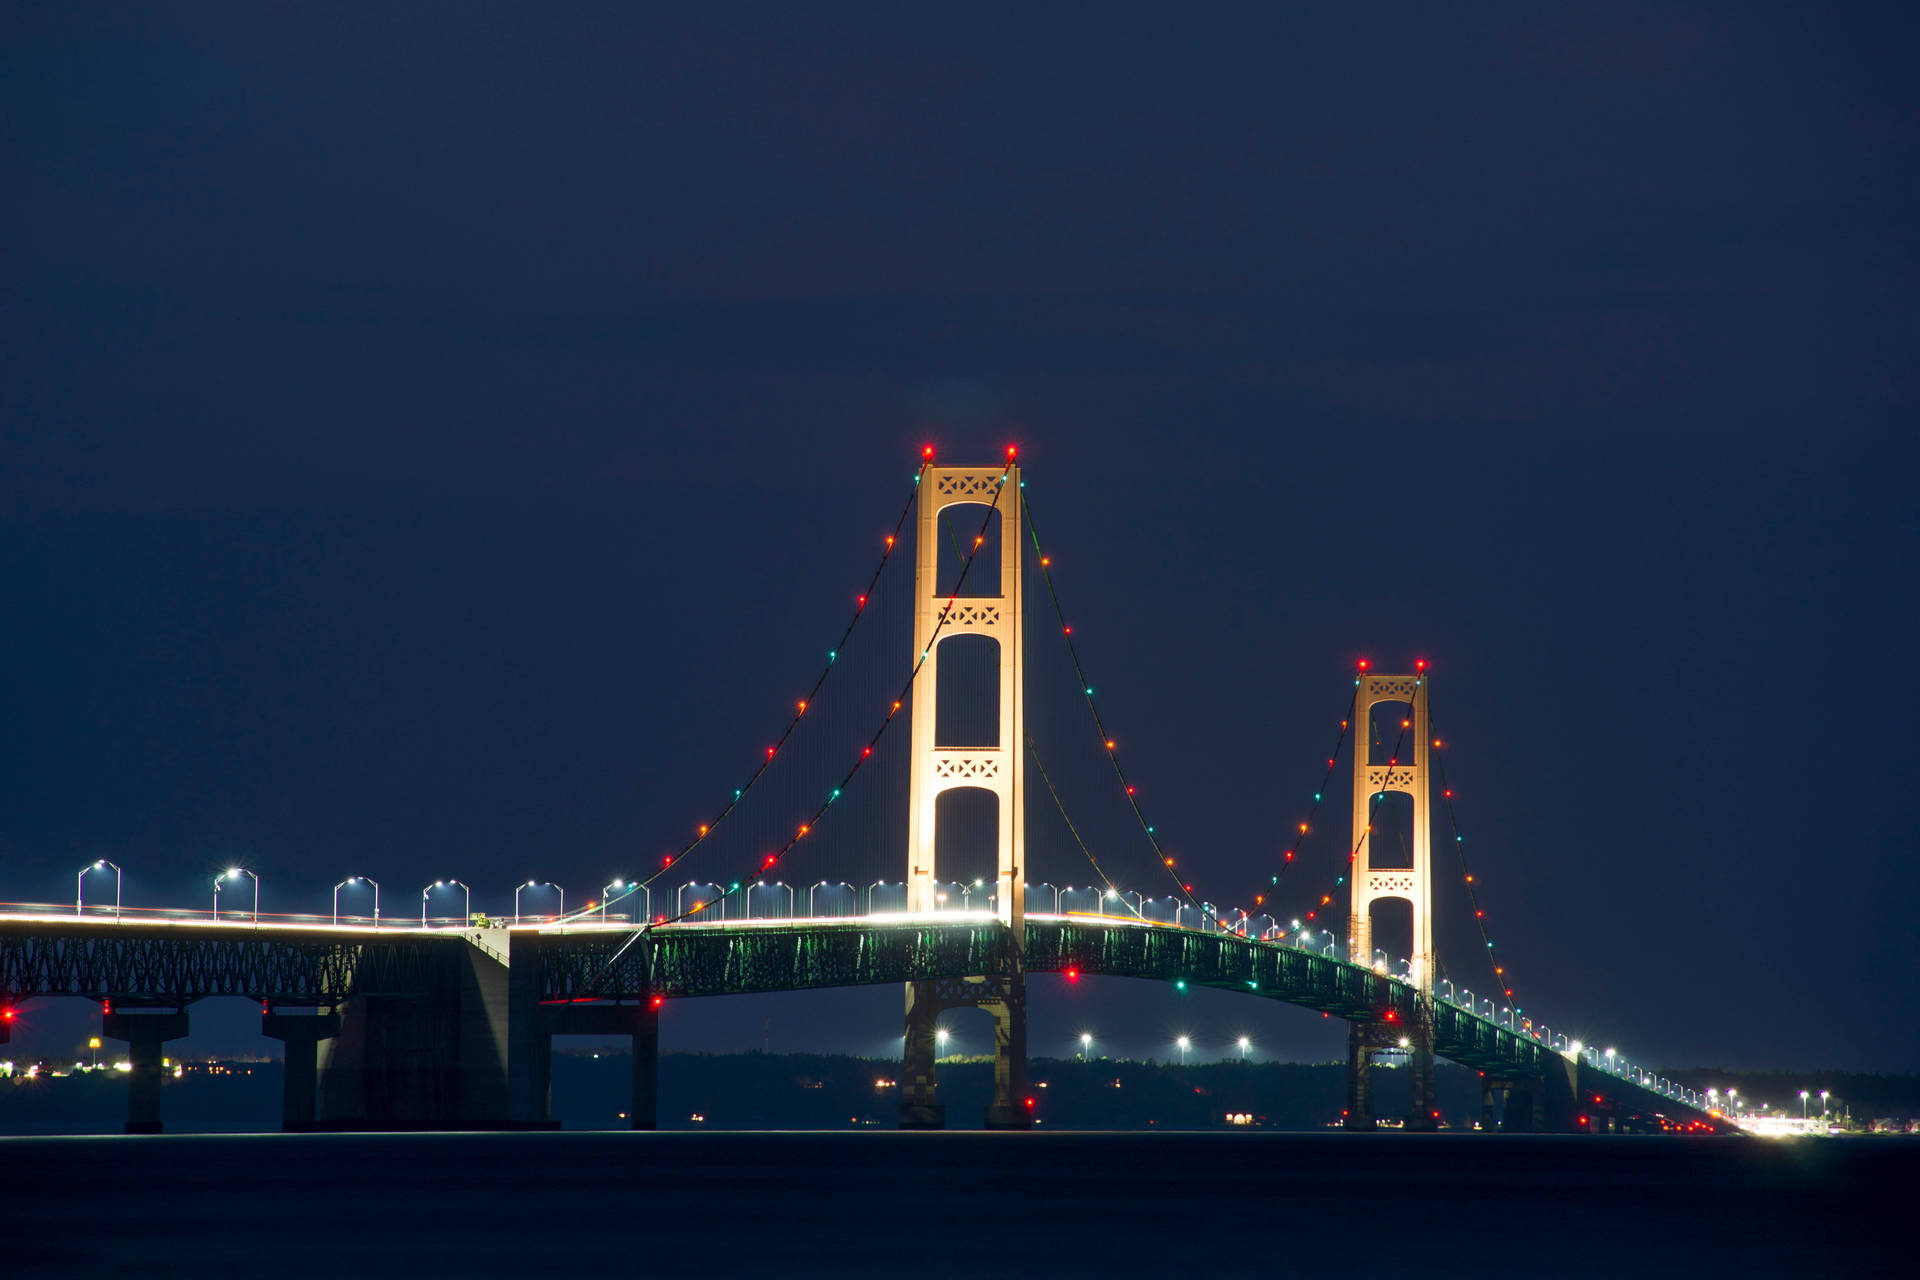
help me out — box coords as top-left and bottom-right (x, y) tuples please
(3, 4), (1914, 1073)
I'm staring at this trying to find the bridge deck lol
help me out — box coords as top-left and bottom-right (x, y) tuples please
(0, 912), (1712, 1125)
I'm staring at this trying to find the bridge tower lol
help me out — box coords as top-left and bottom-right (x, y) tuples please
(1345, 668), (1437, 1131)
(899, 460), (1029, 1129)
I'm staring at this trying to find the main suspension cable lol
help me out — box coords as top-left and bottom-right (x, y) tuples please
(1019, 490), (1208, 918)
(642, 452), (1018, 931)
(631, 463), (925, 901)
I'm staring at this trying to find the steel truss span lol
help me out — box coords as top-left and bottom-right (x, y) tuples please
(0, 922), (457, 1008)
(535, 919), (1555, 1072)
(530, 917), (1697, 1121)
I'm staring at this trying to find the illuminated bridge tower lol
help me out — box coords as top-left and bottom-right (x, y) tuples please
(899, 460), (1029, 1130)
(1345, 668), (1438, 1131)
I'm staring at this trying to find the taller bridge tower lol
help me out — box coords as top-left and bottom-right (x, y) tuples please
(1346, 668), (1438, 1130)
(899, 461), (1029, 1129)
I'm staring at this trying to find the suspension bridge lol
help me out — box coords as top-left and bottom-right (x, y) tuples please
(0, 453), (1726, 1135)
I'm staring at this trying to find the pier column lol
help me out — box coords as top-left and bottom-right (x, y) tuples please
(263, 1010), (340, 1131)
(1405, 999), (1437, 1131)
(1541, 1052), (1581, 1133)
(103, 1010), (190, 1134)
(629, 1001), (659, 1131)
(1499, 1075), (1546, 1132)
(506, 936), (555, 1129)
(1344, 1020), (1375, 1130)
(981, 976), (1029, 1130)
(899, 981), (945, 1129)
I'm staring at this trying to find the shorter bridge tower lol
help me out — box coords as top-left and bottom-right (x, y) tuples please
(1345, 668), (1437, 1131)
(900, 460), (1029, 1129)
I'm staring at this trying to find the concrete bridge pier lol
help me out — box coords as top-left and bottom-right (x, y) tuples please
(1344, 1020), (1376, 1130)
(103, 1009), (189, 1134)
(899, 974), (1030, 1130)
(508, 1000), (657, 1129)
(981, 978), (1029, 1130)
(1480, 1076), (1505, 1131)
(629, 1001), (660, 1130)
(1542, 1052), (1580, 1131)
(898, 980), (946, 1129)
(1344, 1012), (1437, 1131)
(264, 1009), (340, 1131)
(504, 932), (657, 1130)
(1405, 1000), (1437, 1131)
(1487, 1072), (1553, 1131)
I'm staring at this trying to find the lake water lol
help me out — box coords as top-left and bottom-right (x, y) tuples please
(7, 1131), (1906, 1278)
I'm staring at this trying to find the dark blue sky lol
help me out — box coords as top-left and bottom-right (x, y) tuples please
(2, 3), (1914, 1072)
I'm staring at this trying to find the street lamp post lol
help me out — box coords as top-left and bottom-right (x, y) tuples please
(1799, 1089), (1810, 1119)
(1819, 1090), (1830, 1118)
(751, 880), (795, 918)
(214, 868), (259, 922)
(515, 880), (563, 923)
(1238, 1036), (1251, 1062)
(602, 879), (635, 921)
(77, 859), (122, 920)
(423, 879), (469, 927)
(936, 1028), (950, 1057)
(1176, 1035), (1190, 1066)
(1079, 1032), (1093, 1062)
(332, 877), (379, 928)
(808, 881), (853, 916)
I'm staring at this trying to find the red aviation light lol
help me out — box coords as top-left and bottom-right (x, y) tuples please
(1065, 969), (1079, 983)
(649, 995), (665, 1011)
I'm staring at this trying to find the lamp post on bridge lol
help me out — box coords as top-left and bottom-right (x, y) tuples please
(331, 877), (379, 928)
(77, 859), (121, 920)
(214, 868), (258, 923)
(602, 879), (637, 921)
(751, 880), (795, 918)
(515, 880), (562, 924)
(423, 879), (469, 927)
(808, 881), (853, 916)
